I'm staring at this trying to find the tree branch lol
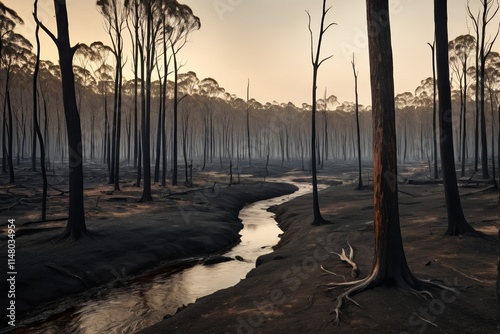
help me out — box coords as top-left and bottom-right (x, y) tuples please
(306, 10), (314, 65)
(466, 1), (480, 33)
(33, 1), (57, 46)
(351, 53), (358, 78)
(485, 23), (500, 58)
(323, 22), (338, 34)
(318, 54), (334, 68)
(485, 0), (500, 24)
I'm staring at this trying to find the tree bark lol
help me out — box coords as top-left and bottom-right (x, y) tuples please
(39, 0), (89, 239)
(366, 0), (414, 284)
(246, 79), (251, 165)
(171, 43), (179, 186)
(431, 41), (439, 179)
(33, 1), (48, 220)
(308, 0), (332, 226)
(434, 0), (476, 236)
(352, 55), (363, 190)
(140, 5), (153, 202)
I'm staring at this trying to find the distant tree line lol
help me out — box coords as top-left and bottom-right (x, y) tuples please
(1, 0), (500, 239)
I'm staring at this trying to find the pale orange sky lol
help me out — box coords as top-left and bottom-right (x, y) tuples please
(6, 0), (500, 107)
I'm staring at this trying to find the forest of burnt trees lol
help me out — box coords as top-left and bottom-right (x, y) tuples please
(1, 1), (500, 209)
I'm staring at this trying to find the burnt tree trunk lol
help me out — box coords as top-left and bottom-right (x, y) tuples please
(38, 0), (89, 239)
(33, 1), (48, 220)
(171, 43), (179, 186)
(434, 0), (476, 236)
(352, 55), (363, 190)
(308, 0), (332, 226)
(429, 42), (439, 179)
(365, 0), (415, 285)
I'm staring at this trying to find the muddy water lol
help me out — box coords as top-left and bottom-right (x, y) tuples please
(17, 181), (315, 334)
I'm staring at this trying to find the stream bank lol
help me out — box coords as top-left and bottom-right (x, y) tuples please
(2, 182), (297, 333)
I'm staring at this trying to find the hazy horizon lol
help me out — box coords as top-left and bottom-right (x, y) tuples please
(5, 0), (500, 107)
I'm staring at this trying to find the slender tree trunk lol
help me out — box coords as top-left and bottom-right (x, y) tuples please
(246, 79), (251, 165)
(154, 76), (162, 183)
(161, 26), (168, 187)
(480, 38), (489, 178)
(491, 92), (497, 187)
(109, 88), (117, 184)
(6, 82), (14, 183)
(171, 44), (179, 186)
(428, 42), (439, 179)
(133, 3), (139, 169)
(461, 58), (468, 177)
(126, 115), (130, 165)
(308, 0), (331, 226)
(140, 8), (153, 202)
(474, 30), (480, 172)
(497, 105), (500, 183)
(2, 94), (6, 175)
(352, 55), (363, 189)
(33, 3), (47, 220)
(31, 69), (37, 172)
(113, 64), (122, 191)
(434, 0), (475, 236)
(39, 0), (89, 239)
(136, 132), (142, 187)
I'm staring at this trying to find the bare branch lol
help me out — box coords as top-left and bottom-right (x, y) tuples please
(318, 54), (333, 68)
(351, 53), (358, 78)
(485, 0), (500, 24)
(466, 1), (480, 33)
(306, 10), (314, 65)
(33, 1), (57, 45)
(332, 242), (360, 278)
(485, 23), (500, 58)
(323, 22), (338, 34)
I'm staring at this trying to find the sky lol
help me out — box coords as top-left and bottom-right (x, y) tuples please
(5, 0), (500, 107)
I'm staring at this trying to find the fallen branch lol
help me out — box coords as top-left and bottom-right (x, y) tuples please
(434, 260), (484, 283)
(415, 314), (446, 334)
(46, 263), (89, 288)
(332, 242), (360, 278)
(0, 199), (23, 212)
(48, 183), (68, 195)
(22, 217), (68, 226)
(165, 182), (218, 197)
(320, 265), (346, 282)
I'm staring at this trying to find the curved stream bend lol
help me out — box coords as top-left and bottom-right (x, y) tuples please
(18, 181), (315, 334)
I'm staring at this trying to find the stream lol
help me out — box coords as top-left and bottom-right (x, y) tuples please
(16, 181), (315, 334)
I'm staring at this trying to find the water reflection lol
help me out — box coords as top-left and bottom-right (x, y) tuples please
(16, 180), (317, 334)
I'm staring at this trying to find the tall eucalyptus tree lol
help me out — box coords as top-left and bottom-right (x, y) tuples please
(97, 0), (128, 191)
(35, 0), (90, 239)
(467, 0), (500, 179)
(168, 3), (200, 186)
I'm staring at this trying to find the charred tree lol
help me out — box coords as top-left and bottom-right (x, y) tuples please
(352, 54), (363, 190)
(36, 0), (90, 239)
(329, 0), (456, 321)
(246, 79), (251, 165)
(307, 0), (335, 226)
(435, 0), (477, 236)
(428, 41), (439, 179)
(33, 0), (48, 220)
